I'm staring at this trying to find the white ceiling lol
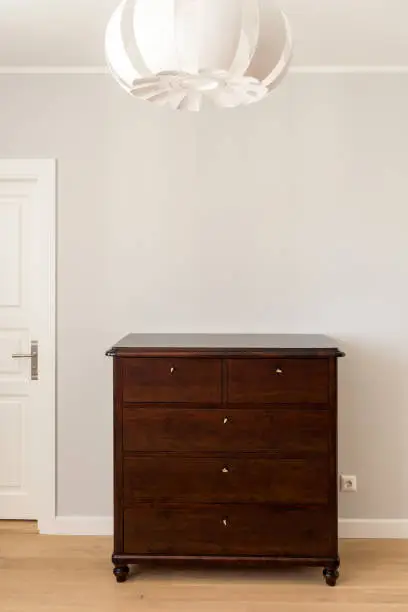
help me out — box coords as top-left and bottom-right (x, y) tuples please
(1, 0), (408, 67)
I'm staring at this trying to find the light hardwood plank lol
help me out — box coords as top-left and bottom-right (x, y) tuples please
(1, 532), (408, 611)
(0, 520), (38, 534)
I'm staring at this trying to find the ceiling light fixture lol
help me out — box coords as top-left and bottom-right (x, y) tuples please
(105, 0), (292, 111)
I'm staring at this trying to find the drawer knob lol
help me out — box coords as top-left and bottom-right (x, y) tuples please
(222, 467), (229, 473)
(170, 366), (175, 374)
(275, 368), (283, 375)
(223, 417), (228, 424)
(222, 518), (228, 527)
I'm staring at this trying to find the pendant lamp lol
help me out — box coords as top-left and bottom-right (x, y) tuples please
(105, 0), (292, 111)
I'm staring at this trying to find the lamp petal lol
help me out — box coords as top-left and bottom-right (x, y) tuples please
(245, 0), (292, 85)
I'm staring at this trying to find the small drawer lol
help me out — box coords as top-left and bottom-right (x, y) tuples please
(122, 358), (222, 404)
(123, 456), (329, 505)
(123, 406), (329, 456)
(227, 358), (329, 404)
(123, 504), (334, 557)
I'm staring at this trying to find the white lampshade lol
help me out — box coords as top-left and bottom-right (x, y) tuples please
(105, 0), (292, 111)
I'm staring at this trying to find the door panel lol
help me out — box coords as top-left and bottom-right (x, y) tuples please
(0, 400), (24, 487)
(0, 199), (21, 305)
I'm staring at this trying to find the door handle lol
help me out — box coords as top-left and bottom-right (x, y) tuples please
(12, 341), (39, 380)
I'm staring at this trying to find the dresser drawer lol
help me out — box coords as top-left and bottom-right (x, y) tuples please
(123, 406), (329, 455)
(123, 456), (328, 505)
(122, 358), (222, 404)
(124, 504), (333, 557)
(227, 358), (329, 404)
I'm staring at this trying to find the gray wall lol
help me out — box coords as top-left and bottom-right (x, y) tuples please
(1, 73), (408, 519)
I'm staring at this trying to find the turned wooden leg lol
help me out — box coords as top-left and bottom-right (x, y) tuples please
(113, 565), (129, 583)
(323, 557), (340, 587)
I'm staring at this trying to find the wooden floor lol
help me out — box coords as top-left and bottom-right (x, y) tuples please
(1, 522), (408, 611)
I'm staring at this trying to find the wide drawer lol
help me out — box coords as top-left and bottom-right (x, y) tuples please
(227, 358), (329, 404)
(123, 406), (329, 455)
(123, 456), (329, 505)
(123, 504), (334, 557)
(122, 358), (222, 404)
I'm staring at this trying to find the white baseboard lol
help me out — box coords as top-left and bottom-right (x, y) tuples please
(39, 516), (113, 536)
(339, 519), (408, 539)
(39, 517), (408, 539)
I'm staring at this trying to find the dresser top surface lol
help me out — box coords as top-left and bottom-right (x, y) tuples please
(106, 334), (344, 357)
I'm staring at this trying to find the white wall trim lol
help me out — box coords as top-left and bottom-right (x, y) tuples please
(1, 65), (408, 75)
(36, 159), (57, 530)
(39, 517), (408, 538)
(291, 65), (408, 74)
(339, 519), (408, 539)
(0, 66), (109, 74)
(39, 516), (113, 536)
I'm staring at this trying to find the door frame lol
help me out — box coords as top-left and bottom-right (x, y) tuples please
(0, 159), (56, 530)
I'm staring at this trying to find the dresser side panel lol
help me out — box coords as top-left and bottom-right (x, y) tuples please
(328, 356), (339, 558)
(113, 357), (124, 553)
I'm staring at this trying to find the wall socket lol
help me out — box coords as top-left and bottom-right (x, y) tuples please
(340, 474), (357, 492)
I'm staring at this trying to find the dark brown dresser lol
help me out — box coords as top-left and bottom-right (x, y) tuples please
(106, 334), (344, 586)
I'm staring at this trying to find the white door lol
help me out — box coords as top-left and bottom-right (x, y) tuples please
(0, 160), (55, 521)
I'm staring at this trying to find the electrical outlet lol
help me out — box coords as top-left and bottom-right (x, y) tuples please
(340, 474), (357, 492)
